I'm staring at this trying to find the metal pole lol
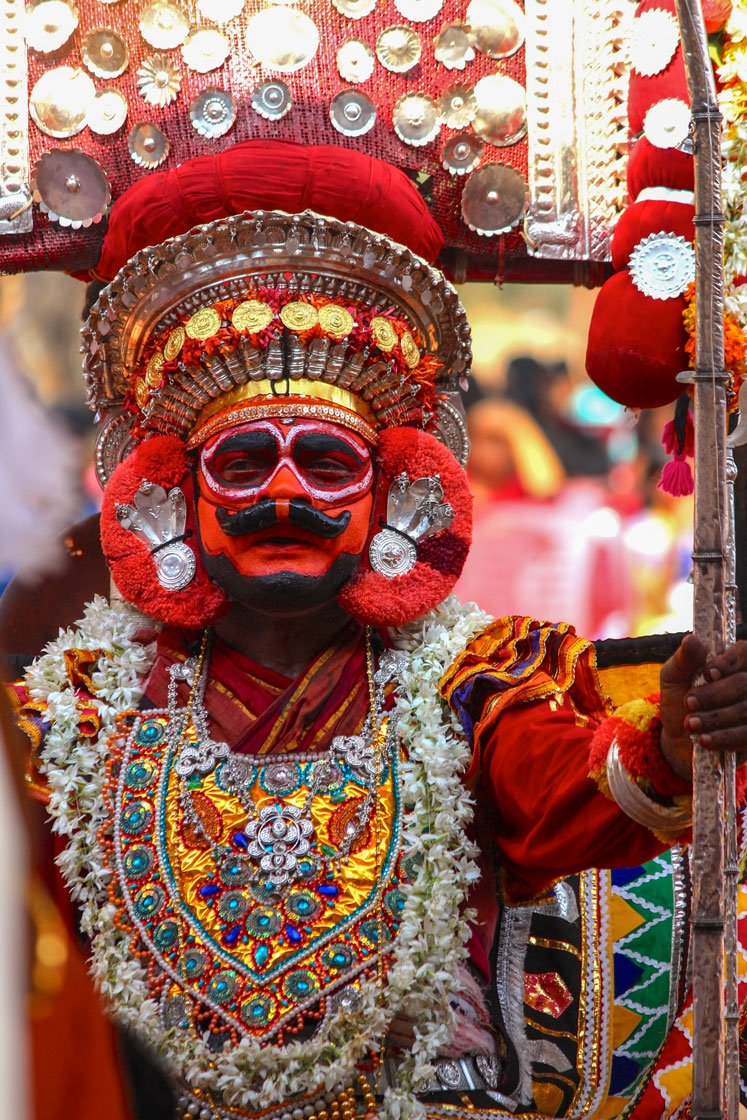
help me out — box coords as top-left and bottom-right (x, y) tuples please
(673, 1), (734, 1115)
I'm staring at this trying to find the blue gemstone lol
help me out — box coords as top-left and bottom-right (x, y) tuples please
(254, 944), (269, 968)
(224, 925), (242, 947)
(199, 884), (220, 899)
(232, 831), (249, 850)
(285, 924), (302, 945)
(317, 884), (339, 899)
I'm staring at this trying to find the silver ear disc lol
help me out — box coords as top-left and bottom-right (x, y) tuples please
(369, 528), (417, 578)
(155, 541), (196, 591)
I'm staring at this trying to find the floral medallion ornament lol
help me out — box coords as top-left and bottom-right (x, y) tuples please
(376, 27), (422, 73)
(629, 8), (680, 78)
(181, 28), (230, 72)
(393, 0), (444, 21)
(81, 28), (129, 78)
(138, 0), (189, 49)
(393, 93), (441, 147)
(197, 0), (244, 23)
(440, 85), (477, 128)
(434, 23), (475, 70)
(441, 133), (483, 175)
(128, 122), (170, 168)
(629, 233), (696, 301)
(232, 300), (274, 332)
(337, 39), (375, 84)
(331, 0), (377, 18)
(190, 89), (236, 139)
(245, 8), (320, 72)
(30, 66), (94, 139)
(461, 162), (528, 236)
(329, 90), (376, 136)
(32, 148), (111, 227)
(137, 55), (181, 108)
(25, 0), (79, 53)
(318, 304), (355, 339)
(643, 99), (692, 149)
(251, 81), (292, 121)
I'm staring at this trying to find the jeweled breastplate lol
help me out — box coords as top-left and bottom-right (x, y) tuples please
(102, 648), (410, 1053)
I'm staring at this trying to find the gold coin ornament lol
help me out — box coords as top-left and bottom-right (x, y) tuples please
(81, 28), (129, 79)
(319, 304), (355, 339)
(181, 28), (230, 73)
(128, 121), (170, 168)
(472, 73), (527, 146)
(185, 307), (222, 340)
(399, 332), (420, 368)
(337, 40), (375, 84)
(87, 89), (128, 135)
(134, 378), (150, 409)
(146, 351), (165, 387)
(245, 8), (320, 73)
(137, 55), (181, 108)
(279, 302), (319, 332)
(25, 0), (79, 54)
(164, 326), (186, 360)
(466, 0), (525, 59)
(370, 316), (398, 352)
(232, 300), (274, 333)
(138, 0), (189, 49)
(376, 26), (422, 74)
(30, 67), (95, 139)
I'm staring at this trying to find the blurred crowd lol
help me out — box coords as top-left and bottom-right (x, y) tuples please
(456, 355), (694, 640)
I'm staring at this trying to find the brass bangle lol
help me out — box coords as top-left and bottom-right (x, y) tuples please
(606, 741), (692, 837)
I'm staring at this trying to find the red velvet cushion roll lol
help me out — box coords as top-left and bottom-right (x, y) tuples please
(586, 271), (687, 409)
(627, 137), (694, 199)
(611, 198), (694, 270)
(95, 140), (445, 282)
(628, 54), (689, 136)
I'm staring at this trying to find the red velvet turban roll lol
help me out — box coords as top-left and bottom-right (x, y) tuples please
(93, 140), (445, 282)
(611, 198), (694, 271)
(627, 137), (695, 200)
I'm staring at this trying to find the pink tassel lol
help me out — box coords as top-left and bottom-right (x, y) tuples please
(658, 457), (694, 497)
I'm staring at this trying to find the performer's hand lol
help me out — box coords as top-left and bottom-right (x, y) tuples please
(660, 634), (747, 780)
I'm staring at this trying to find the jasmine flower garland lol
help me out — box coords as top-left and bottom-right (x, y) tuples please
(28, 594), (490, 1119)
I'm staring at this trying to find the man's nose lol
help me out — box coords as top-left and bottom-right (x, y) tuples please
(266, 461), (308, 516)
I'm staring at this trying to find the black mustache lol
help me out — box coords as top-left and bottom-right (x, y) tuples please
(215, 499), (352, 540)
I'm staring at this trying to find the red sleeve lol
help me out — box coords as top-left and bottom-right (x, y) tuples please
(478, 695), (668, 904)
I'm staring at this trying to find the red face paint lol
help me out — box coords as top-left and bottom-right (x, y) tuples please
(195, 418), (375, 581)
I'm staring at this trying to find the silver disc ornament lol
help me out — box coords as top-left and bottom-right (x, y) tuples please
(369, 527), (417, 577)
(154, 540), (196, 591)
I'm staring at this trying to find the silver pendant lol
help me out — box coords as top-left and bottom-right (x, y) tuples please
(246, 804), (314, 888)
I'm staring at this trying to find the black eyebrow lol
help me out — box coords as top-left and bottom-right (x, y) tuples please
(293, 433), (367, 462)
(211, 430), (277, 455)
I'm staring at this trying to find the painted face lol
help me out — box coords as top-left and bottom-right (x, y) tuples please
(195, 417), (375, 601)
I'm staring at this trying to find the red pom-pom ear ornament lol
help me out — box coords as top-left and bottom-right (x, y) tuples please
(338, 427), (473, 629)
(101, 435), (228, 628)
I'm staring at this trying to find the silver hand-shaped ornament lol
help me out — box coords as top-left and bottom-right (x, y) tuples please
(116, 479), (196, 591)
(369, 472), (454, 578)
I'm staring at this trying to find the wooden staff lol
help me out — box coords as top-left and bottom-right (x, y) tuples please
(674, 0), (736, 1115)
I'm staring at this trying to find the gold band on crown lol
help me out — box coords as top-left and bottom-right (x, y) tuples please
(187, 379), (379, 448)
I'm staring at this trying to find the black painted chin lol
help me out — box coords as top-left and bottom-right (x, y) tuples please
(200, 551), (362, 615)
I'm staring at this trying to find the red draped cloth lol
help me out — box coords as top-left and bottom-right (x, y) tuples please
(142, 623), (370, 755)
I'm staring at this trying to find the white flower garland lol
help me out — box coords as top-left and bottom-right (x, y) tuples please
(29, 594), (490, 1119)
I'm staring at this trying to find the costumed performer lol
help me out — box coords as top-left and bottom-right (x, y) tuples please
(10, 141), (747, 1120)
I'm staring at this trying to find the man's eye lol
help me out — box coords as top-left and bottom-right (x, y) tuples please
(213, 454), (271, 483)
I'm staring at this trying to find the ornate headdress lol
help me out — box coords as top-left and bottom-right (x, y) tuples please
(94, 141), (474, 628)
(84, 141), (472, 485)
